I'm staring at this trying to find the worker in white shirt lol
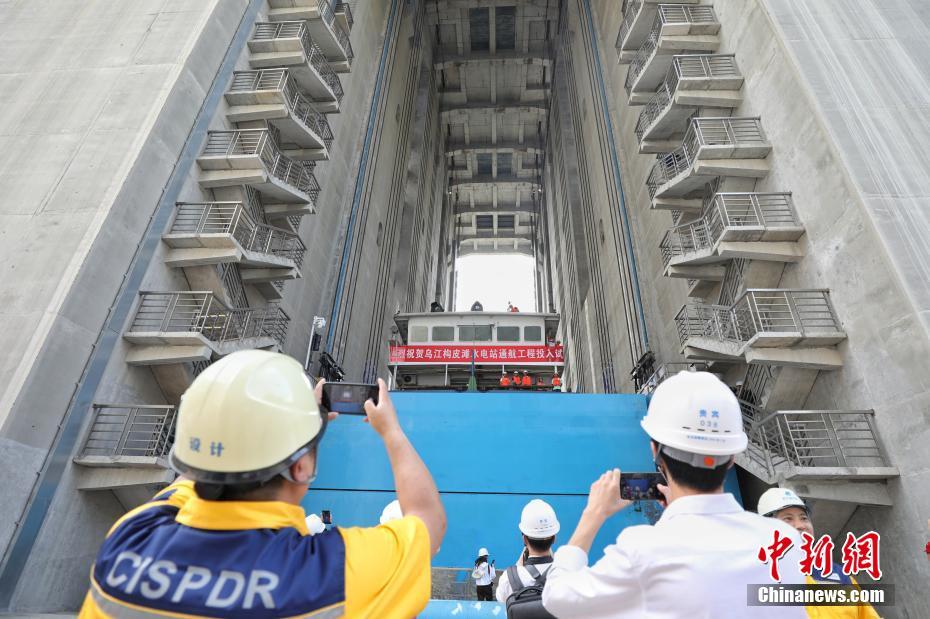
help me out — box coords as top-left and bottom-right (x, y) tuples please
(472, 547), (496, 600)
(496, 499), (560, 604)
(542, 371), (807, 618)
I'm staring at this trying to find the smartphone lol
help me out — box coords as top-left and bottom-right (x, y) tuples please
(619, 472), (665, 501)
(321, 510), (332, 525)
(321, 382), (378, 415)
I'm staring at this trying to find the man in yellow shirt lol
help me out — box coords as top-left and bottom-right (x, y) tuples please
(757, 488), (880, 619)
(79, 350), (446, 618)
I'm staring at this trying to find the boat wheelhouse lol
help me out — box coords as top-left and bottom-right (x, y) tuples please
(389, 311), (564, 391)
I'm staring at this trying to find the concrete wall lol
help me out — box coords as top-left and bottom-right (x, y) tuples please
(324, 0), (439, 380)
(590, 0), (930, 614)
(0, 0), (243, 607)
(0, 0), (402, 610)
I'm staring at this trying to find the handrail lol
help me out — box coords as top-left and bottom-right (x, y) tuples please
(129, 291), (290, 347)
(333, 21), (354, 61)
(201, 130), (321, 200)
(625, 5), (720, 93)
(744, 406), (891, 477)
(170, 202), (307, 267)
(660, 192), (800, 265)
(636, 54), (740, 141)
(675, 289), (842, 346)
(615, 0), (643, 50)
(251, 22), (344, 100)
(316, 0), (335, 25)
(638, 361), (708, 394)
(78, 404), (177, 460)
(646, 118), (767, 198)
(229, 69), (334, 149)
(335, 2), (354, 32)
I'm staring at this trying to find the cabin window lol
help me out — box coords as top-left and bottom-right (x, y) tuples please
(432, 326), (455, 341)
(495, 6), (516, 51)
(409, 326), (428, 343)
(497, 326), (520, 341)
(459, 325), (493, 341)
(523, 326), (542, 342)
(469, 8), (490, 51)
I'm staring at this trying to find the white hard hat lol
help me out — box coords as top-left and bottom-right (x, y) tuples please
(380, 499), (403, 524)
(478, 547), (489, 557)
(169, 350), (326, 484)
(640, 371), (747, 468)
(757, 487), (808, 517)
(305, 513), (326, 535)
(519, 499), (560, 538)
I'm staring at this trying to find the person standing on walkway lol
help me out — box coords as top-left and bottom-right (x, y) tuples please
(496, 500), (560, 604)
(542, 371), (806, 618)
(472, 548), (496, 600)
(79, 350), (446, 618)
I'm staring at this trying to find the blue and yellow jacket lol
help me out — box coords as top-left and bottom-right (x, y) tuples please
(79, 480), (430, 618)
(805, 567), (880, 619)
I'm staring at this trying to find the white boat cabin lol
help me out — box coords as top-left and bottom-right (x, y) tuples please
(389, 311), (564, 391)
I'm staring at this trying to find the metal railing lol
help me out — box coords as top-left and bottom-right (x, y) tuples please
(660, 192), (800, 266)
(316, 0), (335, 24)
(676, 289), (842, 346)
(335, 2), (354, 32)
(170, 202), (306, 267)
(743, 406), (890, 478)
(675, 302), (743, 346)
(229, 70), (334, 149)
(79, 405), (176, 460)
(129, 292), (290, 348)
(251, 21), (344, 100)
(732, 289), (842, 339)
(646, 118), (767, 198)
(333, 20), (354, 61)
(635, 55), (740, 141)
(625, 4), (719, 93)
(201, 130), (321, 201)
(638, 361), (709, 394)
(615, 0), (643, 50)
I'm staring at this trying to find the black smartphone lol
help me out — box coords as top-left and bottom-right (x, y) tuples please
(321, 382), (378, 415)
(619, 472), (665, 501)
(321, 510), (332, 525)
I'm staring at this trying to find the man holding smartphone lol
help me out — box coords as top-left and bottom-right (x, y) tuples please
(79, 350), (446, 619)
(542, 371), (806, 618)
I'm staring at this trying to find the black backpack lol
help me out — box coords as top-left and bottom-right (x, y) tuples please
(504, 563), (556, 619)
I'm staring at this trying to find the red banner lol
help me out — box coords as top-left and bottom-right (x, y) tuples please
(389, 344), (564, 365)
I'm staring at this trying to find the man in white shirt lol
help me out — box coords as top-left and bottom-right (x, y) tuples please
(542, 371), (807, 618)
(496, 499), (561, 603)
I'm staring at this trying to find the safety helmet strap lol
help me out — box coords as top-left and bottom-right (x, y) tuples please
(658, 443), (731, 469)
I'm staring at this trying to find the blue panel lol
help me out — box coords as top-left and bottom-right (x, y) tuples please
(305, 392), (744, 568)
(421, 600), (504, 617)
(314, 392), (651, 494)
(305, 489), (662, 566)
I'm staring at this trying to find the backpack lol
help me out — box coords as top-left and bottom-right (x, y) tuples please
(505, 564), (556, 619)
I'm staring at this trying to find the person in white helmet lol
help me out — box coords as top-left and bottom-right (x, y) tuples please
(381, 499), (403, 524)
(542, 371), (806, 618)
(305, 512), (327, 535)
(496, 499), (560, 604)
(472, 547), (496, 600)
(757, 488), (880, 619)
(79, 350), (446, 618)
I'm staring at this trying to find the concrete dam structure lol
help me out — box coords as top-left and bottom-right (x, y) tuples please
(0, 0), (928, 616)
